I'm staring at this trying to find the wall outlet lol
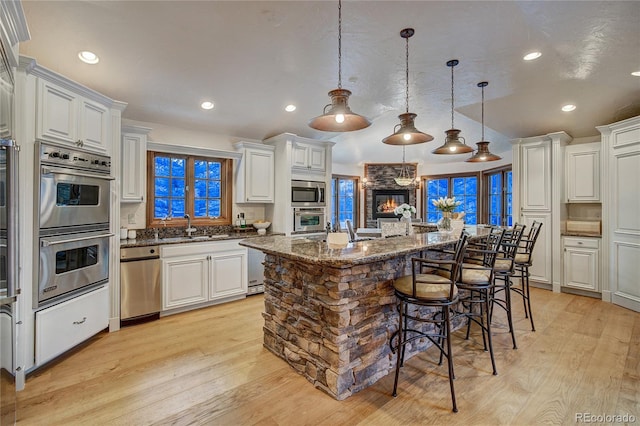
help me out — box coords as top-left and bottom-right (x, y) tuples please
(127, 213), (136, 224)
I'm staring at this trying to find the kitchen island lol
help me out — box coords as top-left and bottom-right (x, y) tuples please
(239, 228), (489, 400)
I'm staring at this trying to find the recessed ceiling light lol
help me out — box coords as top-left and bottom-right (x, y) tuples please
(561, 104), (576, 112)
(523, 51), (542, 61)
(201, 101), (214, 110)
(78, 51), (99, 64)
(632, 71), (640, 77)
(285, 104), (296, 112)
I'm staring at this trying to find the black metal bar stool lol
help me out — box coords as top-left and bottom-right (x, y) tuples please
(513, 221), (543, 332)
(454, 229), (505, 375)
(390, 234), (469, 413)
(491, 223), (526, 349)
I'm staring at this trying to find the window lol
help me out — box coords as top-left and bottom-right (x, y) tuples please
(147, 152), (232, 227)
(330, 175), (359, 229)
(423, 173), (479, 225)
(483, 166), (513, 226)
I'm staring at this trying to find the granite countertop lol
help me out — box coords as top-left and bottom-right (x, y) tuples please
(239, 226), (490, 268)
(411, 222), (438, 228)
(120, 231), (283, 248)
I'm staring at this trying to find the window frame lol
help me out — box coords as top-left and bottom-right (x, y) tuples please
(330, 174), (361, 229)
(421, 171), (481, 224)
(481, 165), (513, 227)
(146, 151), (233, 228)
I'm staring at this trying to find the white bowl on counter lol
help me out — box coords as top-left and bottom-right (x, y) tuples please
(252, 221), (271, 235)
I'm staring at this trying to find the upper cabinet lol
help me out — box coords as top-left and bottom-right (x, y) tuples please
(565, 142), (600, 203)
(292, 142), (326, 173)
(518, 138), (553, 211)
(234, 141), (275, 203)
(121, 125), (151, 203)
(37, 79), (110, 153)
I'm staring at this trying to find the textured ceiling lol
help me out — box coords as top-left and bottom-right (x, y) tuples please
(19, 1), (640, 165)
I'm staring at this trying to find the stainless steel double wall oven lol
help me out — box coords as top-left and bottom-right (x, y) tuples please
(35, 141), (113, 308)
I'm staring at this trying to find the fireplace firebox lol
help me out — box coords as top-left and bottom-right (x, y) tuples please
(372, 189), (409, 219)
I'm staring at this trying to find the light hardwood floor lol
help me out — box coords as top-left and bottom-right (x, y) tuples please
(16, 288), (640, 425)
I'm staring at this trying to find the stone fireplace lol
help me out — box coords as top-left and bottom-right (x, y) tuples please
(364, 163), (418, 228)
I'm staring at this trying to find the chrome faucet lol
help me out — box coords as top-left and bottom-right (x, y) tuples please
(184, 214), (197, 237)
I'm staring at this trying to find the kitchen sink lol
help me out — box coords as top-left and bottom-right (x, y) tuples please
(159, 234), (230, 243)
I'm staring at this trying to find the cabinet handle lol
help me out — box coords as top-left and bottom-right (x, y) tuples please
(76, 139), (84, 147)
(73, 317), (87, 325)
(577, 241), (583, 245)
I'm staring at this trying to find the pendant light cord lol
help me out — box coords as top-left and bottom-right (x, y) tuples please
(405, 34), (409, 113)
(450, 63), (455, 129)
(337, 0), (342, 89)
(481, 83), (485, 141)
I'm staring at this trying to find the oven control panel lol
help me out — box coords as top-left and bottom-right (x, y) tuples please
(38, 141), (111, 173)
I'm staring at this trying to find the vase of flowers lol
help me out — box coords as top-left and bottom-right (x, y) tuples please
(432, 197), (462, 233)
(394, 203), (416, 221)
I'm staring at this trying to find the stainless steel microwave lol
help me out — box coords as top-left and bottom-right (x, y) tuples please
(291, 180), (326, 207)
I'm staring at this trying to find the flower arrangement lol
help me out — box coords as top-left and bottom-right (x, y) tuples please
(394, 203), (416, 219)
(431, 197), (462, 213)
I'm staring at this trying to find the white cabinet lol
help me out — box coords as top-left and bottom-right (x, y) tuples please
(36, 79), (110, 153)
(565, 143), (600, 203)
(161, 240), (247, 312)
(234, 141), (275, 203)
(292, 142), (326, 173)
(35, 286), (109, 366)
(512, 132), (571, 290)
(563, 237), (600, 292)
(121, 125), (151, 203)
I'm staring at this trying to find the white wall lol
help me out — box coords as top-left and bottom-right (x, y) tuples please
(120, 119), (267, 230)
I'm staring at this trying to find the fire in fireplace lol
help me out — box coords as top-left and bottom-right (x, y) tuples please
(372, 189), (409, 219)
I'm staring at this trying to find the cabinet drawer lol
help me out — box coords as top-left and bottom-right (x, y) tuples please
(35, 286), (109, 366)
(563, 237), (599, 249)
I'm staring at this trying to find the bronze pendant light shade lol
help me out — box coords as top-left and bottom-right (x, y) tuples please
(432, 60), (474, 154)
(466, 81), (501, 162)
(309, 0), (370, 132)
(382, 28), (433, 145)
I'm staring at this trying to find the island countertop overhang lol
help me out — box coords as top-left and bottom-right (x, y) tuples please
(238, 230), (484, 268)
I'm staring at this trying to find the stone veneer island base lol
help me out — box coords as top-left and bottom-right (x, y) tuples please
(240, 229), (488, 400)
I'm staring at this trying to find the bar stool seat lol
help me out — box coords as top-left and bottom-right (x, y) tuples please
(393, 275), (458, 300)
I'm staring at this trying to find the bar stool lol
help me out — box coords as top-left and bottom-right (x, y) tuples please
(454, 229), (505, 375)
(491, 223), (526, 349)
(390, 234), (469, 412)
(513, 221), (543, 332)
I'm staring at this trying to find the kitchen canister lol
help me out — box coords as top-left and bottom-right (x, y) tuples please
(127, 229), (137, 239)
(120, 228), (128, 240)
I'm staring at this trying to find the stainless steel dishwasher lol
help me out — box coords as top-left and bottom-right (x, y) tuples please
(120, 246), (162, 322)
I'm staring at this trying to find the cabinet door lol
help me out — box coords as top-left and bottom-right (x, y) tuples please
(78, 98), (109, 153)
(308, 145), (326, 172)
(36, 79), (78, 144)
(209, 251), (246, 300)
(564, 246), (599, 291)
(566, 148), (600, 202)
(521, 141), (551, 210)
(245, 149), (274, 202)
(121, 133), (147, 202)
(163, 256), (209, 310)
(292, 143), (309, 168)
(521, 212), (552, 284)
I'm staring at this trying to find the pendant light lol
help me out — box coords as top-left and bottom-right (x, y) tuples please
(466, 81), (501, 162)
(309, 0), (370, 132)
(382, 28), (433, 145)
(432, 60), (473, 154)
(394, 146), (417, 187)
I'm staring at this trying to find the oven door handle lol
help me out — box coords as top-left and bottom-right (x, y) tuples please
(41, 166), (115, 181)
(41, 233), (115, 247)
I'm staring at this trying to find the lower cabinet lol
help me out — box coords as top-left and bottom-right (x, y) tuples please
(563, 236), (600, 292)
(161, 240), (247, 312)
(35, 286), (109, 366)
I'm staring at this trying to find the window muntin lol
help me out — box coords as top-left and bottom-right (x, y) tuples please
(148, 152), (231, 226)
(484, 167), (512, 226)
(424, 174), (478, 225)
